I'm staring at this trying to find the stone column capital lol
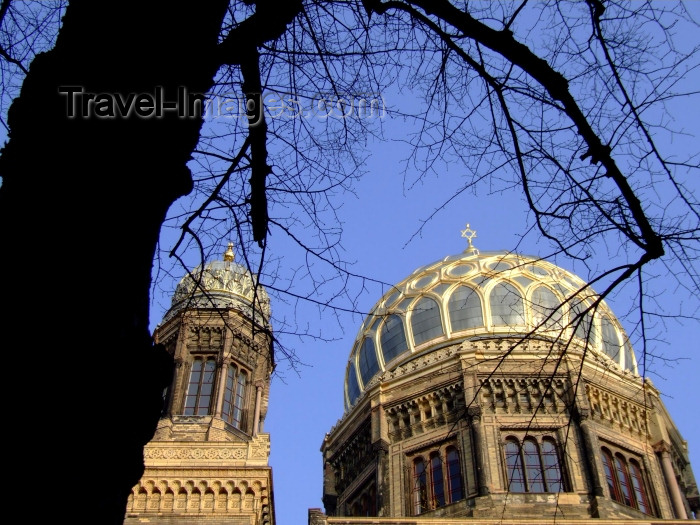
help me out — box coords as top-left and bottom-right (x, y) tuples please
(653, 440), (672, 455)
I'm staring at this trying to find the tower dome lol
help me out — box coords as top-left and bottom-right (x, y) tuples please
(166, 242), (271, 321)
(344, 246), (637, 412)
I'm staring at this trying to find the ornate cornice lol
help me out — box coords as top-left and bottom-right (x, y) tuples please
(143, 434), (271, 467)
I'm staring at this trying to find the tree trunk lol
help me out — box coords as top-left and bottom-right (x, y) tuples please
(0, 2), (227, 523)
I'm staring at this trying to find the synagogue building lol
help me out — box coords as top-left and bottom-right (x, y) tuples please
(123, 229), (698, 525)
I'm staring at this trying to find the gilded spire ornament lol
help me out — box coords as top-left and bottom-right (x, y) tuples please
(461, 223), (479, 254)
(224, 242), (235, 262)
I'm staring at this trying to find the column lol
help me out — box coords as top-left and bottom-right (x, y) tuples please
(468, 405), (489, 496)
(655, 441), (688, 519)
(214, 360), (228, 417)
(253, 381), (263, 435)
(576, 409), (605, 497)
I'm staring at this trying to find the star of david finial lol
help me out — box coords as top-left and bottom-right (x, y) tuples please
(461, 223), (479, 254)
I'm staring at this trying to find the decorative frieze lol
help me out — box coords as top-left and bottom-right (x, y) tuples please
(585, 383), (648, 437)
(385, 382), (464, 442)
(144, 434), (271, 466)
(479, 376), (570, 415)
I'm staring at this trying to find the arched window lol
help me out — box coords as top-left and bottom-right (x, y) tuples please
(629, 460), (651, 515)
(358, 337), (379, 385)
(505, 436), (564, 493)
(380, 315), (407, 364)
(601, 447), (653, 514)
(411, 297), (444, 345)
(490, 283), (525, 326)
(614, 454), (634, 507)
(222, 364), (248, 430)
(413, 457), (428, 515)
(505, 438), (526, 492)
(448, 285), (483, 331)
(571, 300), (596, 343)
(601, 316), (621, 360)
(430, 452), (445, 508)
(541, 438), (564, 493)
(346, 362), (361, 406)
(530, 285), (562, 329)
(523, 439), (545, 492)
(446, 446), (464, 502)
(184, 357), (216, 415)
(411, 446), (465, 515)
(623, 338), (636, 373)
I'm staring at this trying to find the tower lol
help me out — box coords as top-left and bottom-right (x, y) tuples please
(124, 244), (275, 524)
(315, 230), (698, 523)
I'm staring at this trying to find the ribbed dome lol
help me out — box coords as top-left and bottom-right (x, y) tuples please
(344, 249), (638, 411)
(165, 244), (271, 321)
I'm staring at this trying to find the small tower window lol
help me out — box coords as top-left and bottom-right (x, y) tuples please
(183, 357), (216, 415)
(223, 364), (248, 430)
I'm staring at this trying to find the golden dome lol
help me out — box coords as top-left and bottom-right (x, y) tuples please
(344, 250), (637, 411)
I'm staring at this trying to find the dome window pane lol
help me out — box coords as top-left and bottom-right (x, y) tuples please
(411, 297), (444, 345)
(347, 362), (361, 406)
(398, 297), (414, 311)
(384, 290), (401, 308)
(623, 338), (636, 373)
(601, 316), (620, 361)
(358, 337), (379, 385)
(526, 264), (549, 276)
(414, 274), (437, 289)
(490, 283), (525, 326)
(571, 300), (596, 343)
(448, 264), (474, 277)
(448, 286), (483, 331)
(431, 283), (451, 296)
(381, 315), (408, 364)
(488, 262), (511, 272)
(513, 275), (533, 288)
(531, 286), (562, 329)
